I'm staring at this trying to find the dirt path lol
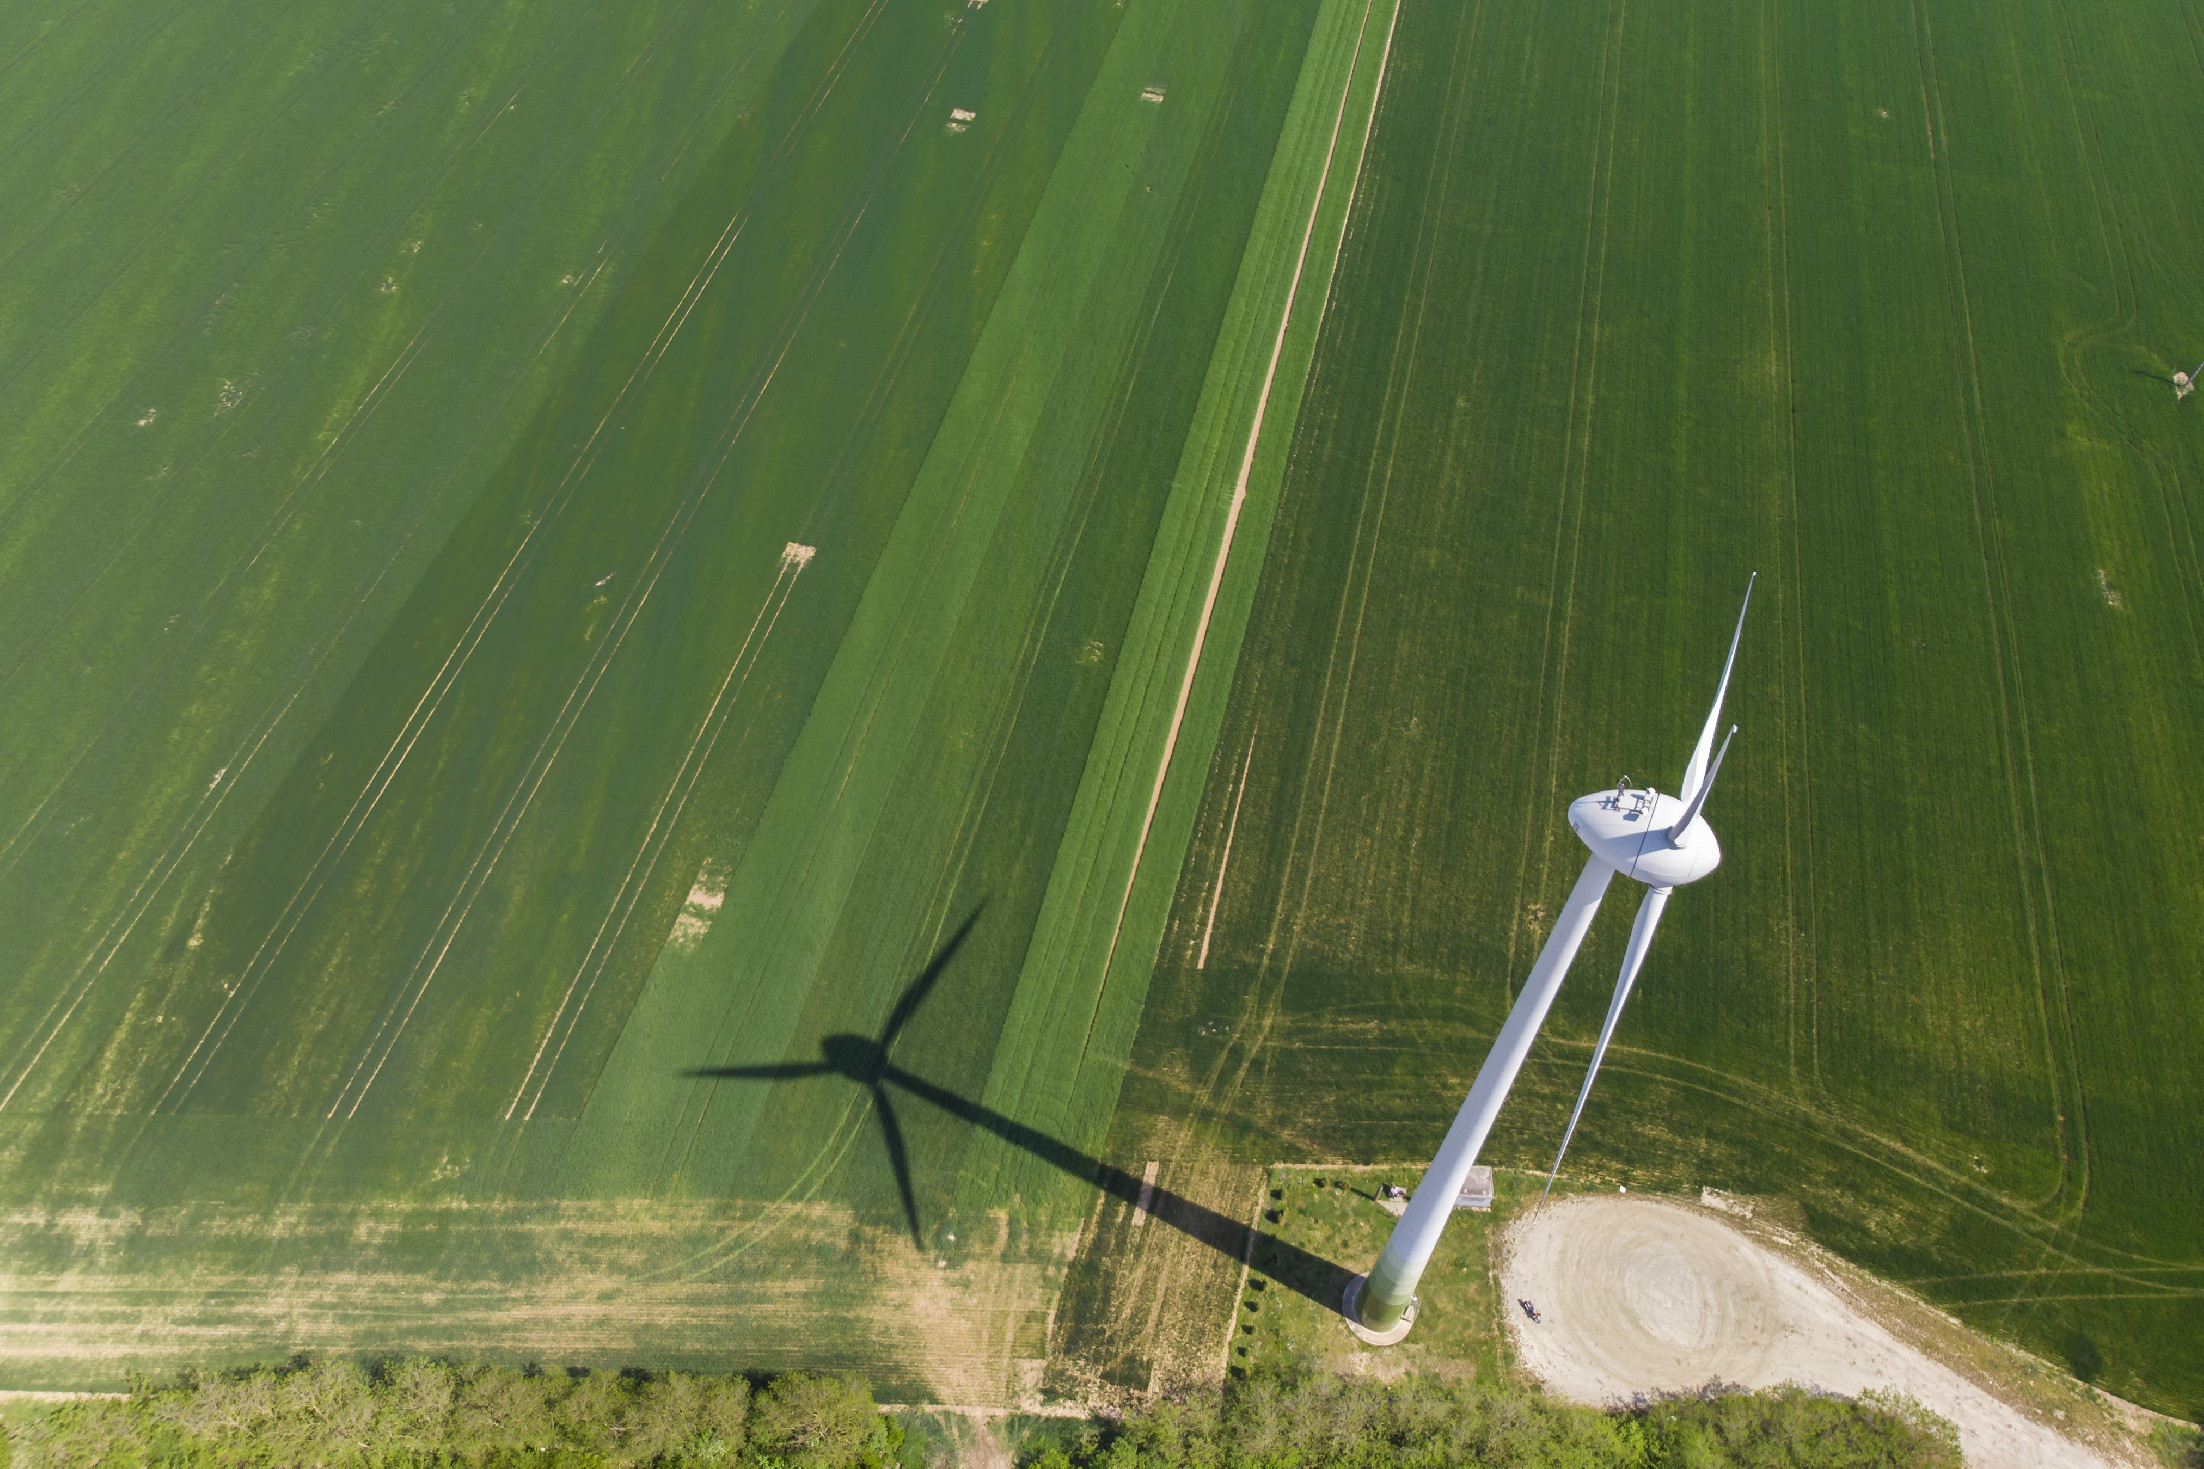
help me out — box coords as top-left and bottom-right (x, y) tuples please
(1500, 1195), (2121, 1468)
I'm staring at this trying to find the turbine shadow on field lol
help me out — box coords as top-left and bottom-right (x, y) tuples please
(684, 907), (1356, 1315)
(684, 904), (986, 1248)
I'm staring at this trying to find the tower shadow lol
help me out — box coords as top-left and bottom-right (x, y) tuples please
(683, 909), (1355, 1316)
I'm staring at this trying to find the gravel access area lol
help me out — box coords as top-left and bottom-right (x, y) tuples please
(1500, 1194), (2116, 1468)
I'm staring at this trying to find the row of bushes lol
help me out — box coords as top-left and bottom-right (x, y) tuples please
(1020, 1371), (1962, 1469)
(10, 1360), (897, 1469)
(7, 1358), (1961, 1469)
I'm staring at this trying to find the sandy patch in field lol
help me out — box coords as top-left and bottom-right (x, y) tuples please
(1500, 1196), (2119, 1468)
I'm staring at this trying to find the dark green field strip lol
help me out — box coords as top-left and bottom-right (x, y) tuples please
(783, 0), (1380, 1243)
(0, 0), (829, 1132)
(1769, 0), (2074, 1189)
(1929, 0), (2204, 1246)
(560, 0), (1171, 1198)
(1119, 0), (1666, 1181)
(1121, 0), (2204, 1415)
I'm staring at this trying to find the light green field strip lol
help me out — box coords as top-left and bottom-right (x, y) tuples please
(963, 0), (1402, 1219)
(562, 0), (1187, 1197)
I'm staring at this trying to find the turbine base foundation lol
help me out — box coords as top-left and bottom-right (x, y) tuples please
(1340, 1274), (1416, 1346)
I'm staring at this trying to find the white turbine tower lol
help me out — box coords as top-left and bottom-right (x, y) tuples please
(2177, 360), (2203, 400)
(1345, 577), (1754, 1341)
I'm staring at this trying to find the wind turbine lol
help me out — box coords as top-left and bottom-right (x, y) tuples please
(2178, 361), (2203, 401)
(1346, 578), (1754, 1341)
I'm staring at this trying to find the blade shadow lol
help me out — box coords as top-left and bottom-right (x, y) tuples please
(880, 903), (984, 1049)
(883, 1065), (1356, 1316)
(686, 1061), (834, 1081)
(871, 1086), (923, 1247)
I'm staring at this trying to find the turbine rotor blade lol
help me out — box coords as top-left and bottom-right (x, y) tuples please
(1680, 576), (1755, 804)
(1537, 884), (1671, 1208)
(1668, 725), (1735, 847)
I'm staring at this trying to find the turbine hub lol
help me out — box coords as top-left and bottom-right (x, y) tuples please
(821, 1033), (888, 1084)
(1568, 786), (1722, 888)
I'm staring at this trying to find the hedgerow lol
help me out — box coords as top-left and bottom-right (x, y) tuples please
(1016, 1369), (1960, 1469)
(7, 1360), (895, 1469)
(3, 1358), (1962, 1469)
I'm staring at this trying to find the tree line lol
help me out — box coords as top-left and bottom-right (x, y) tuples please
(5, 1356), (1961, 1468)
(1021, 1368), (1961, 1469)
(8, 1360), (891, 1469)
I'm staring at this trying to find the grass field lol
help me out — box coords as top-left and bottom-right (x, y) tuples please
(0, 0), (1394, 1397)
(1103, 0), (2204, 1419)
(10, 0), (2204, 1422)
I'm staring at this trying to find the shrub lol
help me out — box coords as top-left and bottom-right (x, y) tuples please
(1632, 1384), (1961, 1469)
(749, 1374), (898, 1469)
(2152, 1419), (2204, 1469)
(625, 1373), (750, 1467)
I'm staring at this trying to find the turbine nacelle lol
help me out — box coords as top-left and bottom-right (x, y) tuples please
(1567, 786), (1721, 888)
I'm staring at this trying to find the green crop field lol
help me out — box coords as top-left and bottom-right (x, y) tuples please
(8, 0), (2203, 1425)
(1103, 0), (2204, 1421)
(0, 0), (1400, 1398)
